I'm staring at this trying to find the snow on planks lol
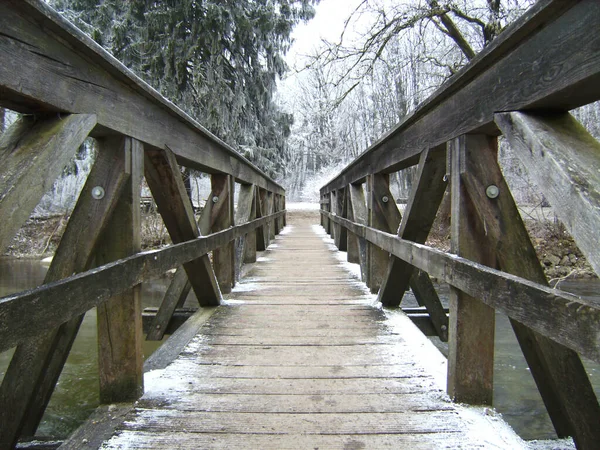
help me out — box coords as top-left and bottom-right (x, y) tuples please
(99, 211), (526, 449)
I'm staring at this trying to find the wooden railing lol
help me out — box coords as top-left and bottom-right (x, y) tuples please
(0, 0), (285, 448)
(320, 1), (600, 449)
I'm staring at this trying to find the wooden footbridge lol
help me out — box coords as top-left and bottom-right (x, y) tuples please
(1, 0), (599, 449)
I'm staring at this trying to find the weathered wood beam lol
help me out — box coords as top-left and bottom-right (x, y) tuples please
(346, 187), (360, 264)
(209, 174), (235, 293)
(145, 268), (191, 341)
(410, 269), (448, 342)
(337, 188), (348, 251)
(320, 0), (600, 193)
(0, 136), (133, 448)
(142, 308), (196, 336)
(144, 146), (221, 306)
(324, 211), (600, 364)
(0, 113), (96, 253)
(96, 138), (144, 404)
(267, 192), (275, 242)
(378, 147), (447, 306)
(460, 135), (600, 447)
(235, 184), (257, 280)
(255, 188), (268, 251)
(148, 194), (218, 342)
(447, 135), (495, 405)
(0, 211), (285, 353)
(347, 184), (369, 283)
(0, 0), (284, 195)
(496, 111), (600, 277)
(367, 174), (401, 293)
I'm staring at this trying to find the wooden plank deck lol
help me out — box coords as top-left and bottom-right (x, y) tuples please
(86, 211), (527, 449)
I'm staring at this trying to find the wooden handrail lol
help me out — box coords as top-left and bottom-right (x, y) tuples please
(0, 0), (283, 195)
(320, 0), (600, 194)
(323, 211), (600, 363)
(0, 210), (286, 353)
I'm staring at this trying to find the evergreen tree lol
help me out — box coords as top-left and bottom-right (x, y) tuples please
(51, 0), (318, 179)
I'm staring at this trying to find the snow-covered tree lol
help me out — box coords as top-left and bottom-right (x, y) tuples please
(51, 0), (319, 179)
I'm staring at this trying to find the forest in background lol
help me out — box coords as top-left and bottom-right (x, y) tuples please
(1, 0), (599, 208)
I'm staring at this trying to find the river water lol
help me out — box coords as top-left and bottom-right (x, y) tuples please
(0, 259), (599, 440)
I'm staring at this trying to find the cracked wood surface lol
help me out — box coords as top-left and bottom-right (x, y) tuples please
(91, 212), (525, 449)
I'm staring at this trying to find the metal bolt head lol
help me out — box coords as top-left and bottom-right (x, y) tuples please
(486, 185), (500, 199)
(441, 325), (448, 332)
(91, 186), (105, 200)
(381, 195), (389, 203)
(212, 196), (219, 203)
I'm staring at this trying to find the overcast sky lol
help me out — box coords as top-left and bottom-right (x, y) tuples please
(286, 0), (364, 69)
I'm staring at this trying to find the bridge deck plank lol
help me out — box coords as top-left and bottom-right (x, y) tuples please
(95, 212), (526, 449)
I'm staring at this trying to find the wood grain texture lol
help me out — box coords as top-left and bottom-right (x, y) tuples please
(92, 212), (525, 450)
(0, 137), (133, 447)
(367, 174), (401, 293)
(0, 0), (283, 195)
(0, 113), (95, 253)
(459, 137), (600, 446)
(322, 212), (600, 364)
(447, 135), (495, 406)
(378, 147), (447, 307)
(96, 138), (144, 404)
(348, 184), (369, 283)
(320, 0), (600, 194)
(146, 268), (191, 341)
(234, 184), (256, 280)
(496, 111), (600, 277)
(209, 174), (235, 294)
(144, 146), (221, 306)
(0, 211), (285, 353)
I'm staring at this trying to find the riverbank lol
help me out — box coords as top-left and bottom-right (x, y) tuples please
(3, 205), (597, 281)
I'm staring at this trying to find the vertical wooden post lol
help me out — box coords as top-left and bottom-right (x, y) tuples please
(346, 185), (359, 264)
(267, 191), (275, 242)
(0, 135), (135, 447)
(336, 188), (348, 251)
(282, 195), (287, 227)
(235, 184), (257, 280)
(211, 174), (235, 293)
(273, 194), (281, 235)
(447, 135), (495, 405)
(459, 133), (600, 446)
(325, 192), (332, 235)
(330, 190), (339, 245)
(367, 174), (401, 293)
(96, 138), (144, 404)
(348, 184), (369, 282)
(256, 188), (268, 251)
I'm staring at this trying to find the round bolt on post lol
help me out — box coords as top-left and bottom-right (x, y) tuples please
(212, 196), (219, 203)
(382, 195), (389, 203)
(91, 186), (105, 200)
(486, 185), (500, 199)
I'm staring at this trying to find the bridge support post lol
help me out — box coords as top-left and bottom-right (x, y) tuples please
(335, 188), (348, 251)
(366, 174), (401, 293)
(447, 135), (495, 405)
(347, 183), (369, 283)
(0, 135), (137, 447)
(267, 191), (275, 242)
(460, 127), (600, 448)
(235, 184), (257, 281)
(210, 174), (236, 293)
(97, 138), (145, 404)
(256, 188), (268, 250)
(345, 186), (360, 264)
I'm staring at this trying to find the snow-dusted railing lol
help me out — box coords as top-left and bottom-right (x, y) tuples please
(319, 1), (600, 449)
(0, 1), (286, 448)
